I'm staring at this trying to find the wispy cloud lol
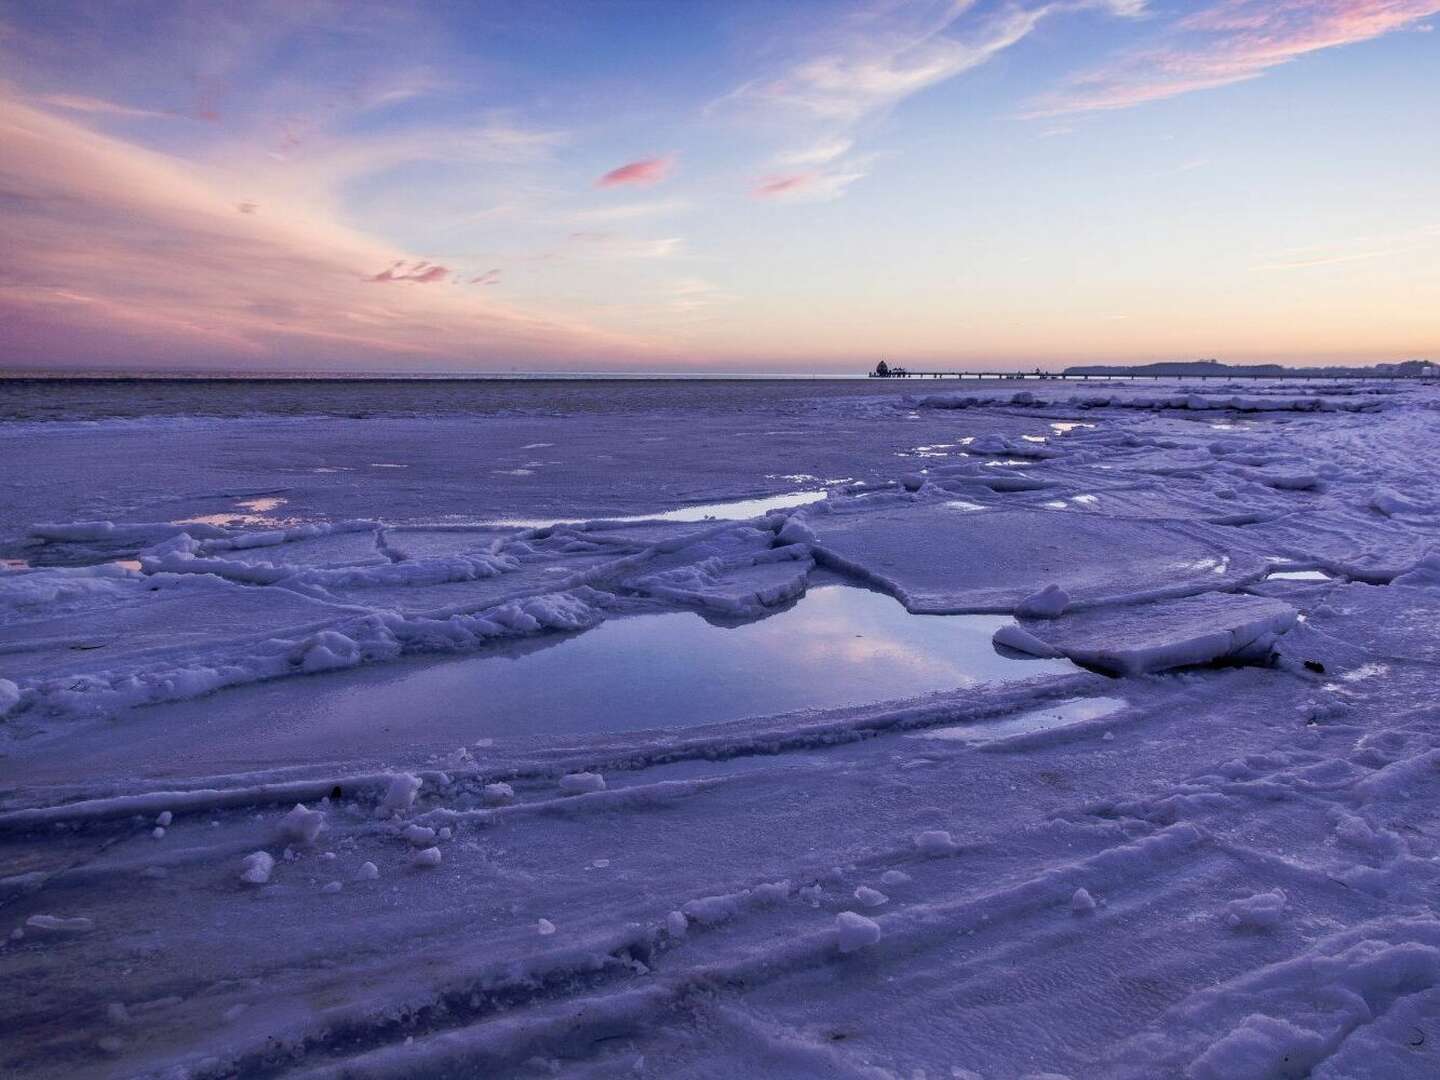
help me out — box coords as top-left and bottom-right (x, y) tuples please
(566, 232), (685, 259)
(569, 198), (689, 223)
(752, 167), (866, 201)
(724, 1), (1145, 201)
(35, 93), (174, 120)
(1033, 0), (1440, 115)
(595, 156), (675, 188)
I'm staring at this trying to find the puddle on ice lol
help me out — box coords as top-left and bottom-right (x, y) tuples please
(1266, 569), (1332, 582)
(911, 696), (1127, 743)
(490, 489), (828, 528)
(122, 586), (1077, 761)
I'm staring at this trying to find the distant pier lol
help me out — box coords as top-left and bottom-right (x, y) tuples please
(867, 366), (1436, 382)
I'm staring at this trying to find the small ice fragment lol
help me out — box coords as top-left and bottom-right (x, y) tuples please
(379, 773), (422, 813)
(322, 881), (343, 895)
(993, 623), (1066, 658)
(914, 830), (958, 857)
(438, 827), (452, 841)
(402, 824), (437, 846)
(222, 1003), (249, 1023)
(835, 911), (882, 954)
(482, 783), (515, 805)
(537, 918), (556, 936)
(1223, 889), (1286, 930)
(591, 858), (610, 869)
(1071, 887), (1096, 914)
(559, 772), (605, 795)
(279, 803), (325, 845)
(412, 846), (442, 868)
(97, 1036), (126, 1055)
(239, 851), (275, 886)
(152, 827), (166, 839)
(356, 861), (380, 881)
(321, 851), (336, 861)
(106, 1003), (131, 1026)
(855, 886), (889, 908)
(156, 811), (173, 827)
(879, 870), (912, 887)
(26, 914), (95, 933)
(666, 910), (688, 937)
(1102, 731), (1115, 742)
(1017, 584), (1070, 619)
(0, 678), (20, 717)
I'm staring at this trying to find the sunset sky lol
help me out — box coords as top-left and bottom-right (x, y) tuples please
(2, 0), (1437, 373)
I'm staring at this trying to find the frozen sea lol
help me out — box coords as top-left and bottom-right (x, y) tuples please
(3, 375), (1440, 1079)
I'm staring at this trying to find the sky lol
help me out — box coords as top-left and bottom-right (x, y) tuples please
(1, 0), (1437, 374)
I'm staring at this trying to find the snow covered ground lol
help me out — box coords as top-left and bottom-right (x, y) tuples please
(3, 376), (1440, 1078)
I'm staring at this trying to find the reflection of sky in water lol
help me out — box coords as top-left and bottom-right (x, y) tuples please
(176, 496), (291, 527)
(191, 585), (1076, 747)
(489, 489), (826, 528)
(915, 696), (1126, 742)
(1266, 569), (1331, 581)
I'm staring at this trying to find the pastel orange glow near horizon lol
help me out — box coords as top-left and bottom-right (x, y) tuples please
(1, 0), (1437, 374)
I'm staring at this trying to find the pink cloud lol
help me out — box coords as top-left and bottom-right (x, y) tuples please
(753, 173), (816, 198)
(470, 270), (501, 285)
(236, 201), (259, 214)
(1034, 0), (1440, 115)
(596, 156), (674, 188)
(367, 263), (450, 284)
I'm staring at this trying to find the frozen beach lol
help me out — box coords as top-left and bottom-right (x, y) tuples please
(4, 376), (1440, 1079)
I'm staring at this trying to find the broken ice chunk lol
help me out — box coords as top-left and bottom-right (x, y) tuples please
(239, 851), (274, 886)
(914, 830), (959, 856)
(835, 911), (882, 954)
(559, 772), (606, 795)
(278, 803), (325, 845)
(1016, 584), (1070, 619)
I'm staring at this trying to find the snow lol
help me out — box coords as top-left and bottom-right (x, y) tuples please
(5, 376), (1440, 1079)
